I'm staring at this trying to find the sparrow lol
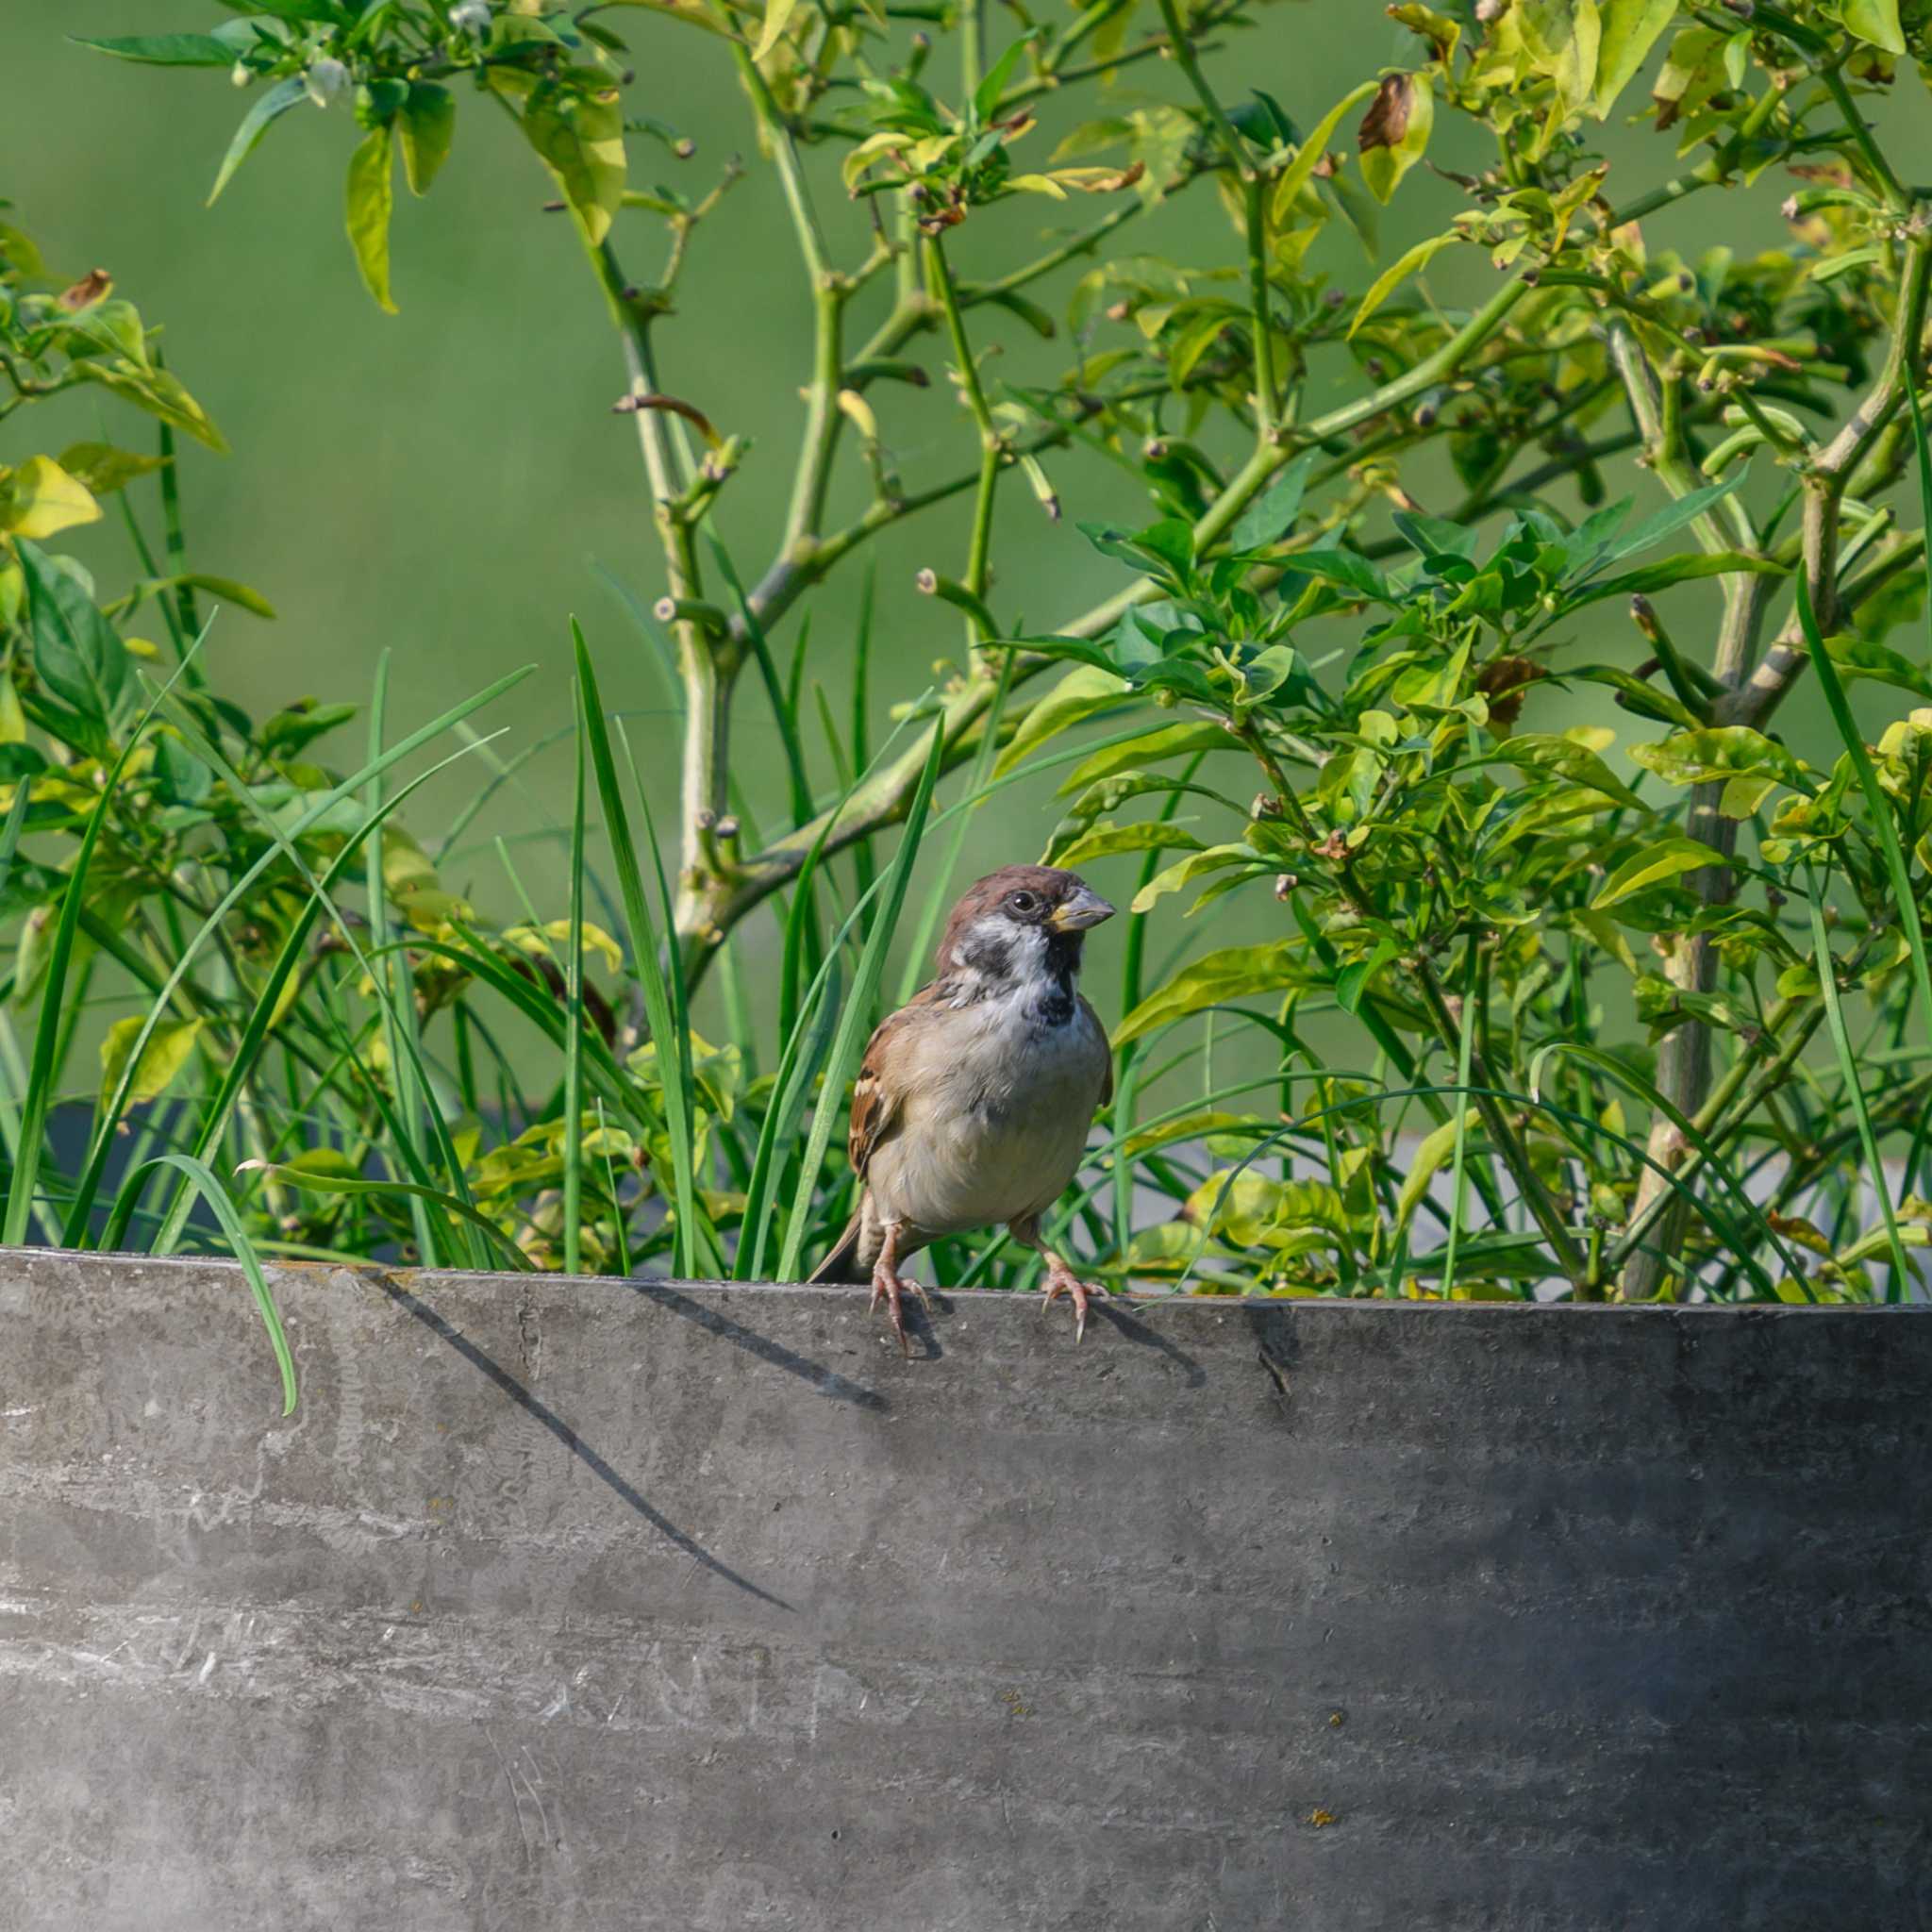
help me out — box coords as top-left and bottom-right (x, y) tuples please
(809, 864), (1117, 1350)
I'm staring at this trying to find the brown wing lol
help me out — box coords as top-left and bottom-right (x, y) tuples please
(847, 982), (946, 1180)
(1080, 992), (1114, 1108)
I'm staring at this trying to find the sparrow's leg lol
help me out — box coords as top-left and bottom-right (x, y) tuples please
(868, 1219), (931, 1356)
(1009, 1218), (1108, 1342)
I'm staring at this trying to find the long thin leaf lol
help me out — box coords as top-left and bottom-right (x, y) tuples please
(234, 1158), (538, 1274)
(4, 652), (194, 1245)
(776, 709), (947, 1283)
(63, 735), (493, 1244)
(1806, 864), (1912, 1294)
(1798, 572), (1932, 1204)
(105, 1153), (298, 1414)
(572, 623), (704, 1278)
(563, 689), (589, 1277)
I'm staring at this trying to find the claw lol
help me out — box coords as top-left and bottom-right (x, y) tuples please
(1041, 1257), (1107, 1343)
(870, 1265), (929, 1355)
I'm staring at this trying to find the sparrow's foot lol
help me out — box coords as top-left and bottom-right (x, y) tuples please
(1041, 1256), (1108, 1343)
(869, 1263), (932, 1355)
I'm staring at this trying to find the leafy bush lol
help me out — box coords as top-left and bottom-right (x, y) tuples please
(4, 0), (1932, 1399)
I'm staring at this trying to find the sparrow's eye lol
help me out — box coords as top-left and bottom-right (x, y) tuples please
(1007, 890), (1039, 914)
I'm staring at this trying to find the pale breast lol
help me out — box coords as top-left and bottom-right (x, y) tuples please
(866, 993), (1108, 1237)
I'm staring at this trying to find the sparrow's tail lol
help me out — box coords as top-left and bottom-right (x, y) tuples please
(808, 1213), (867, 1286)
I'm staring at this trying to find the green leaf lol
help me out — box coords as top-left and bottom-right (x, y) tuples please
(1229, 455), (1315, 553)
(1584, 475), (1738, 571)
(1129, 843), (1259, 913)
(209, 76), (308, 206)
(1563, 550), (1782, 612)
(400, 83), (457, 195)
(17, 542), (128, 726)
(1272, 80), (1378, 223)
(98, 1015), (204, 1120)
(1115, 941), (1307, 1043)
(1047, 820), (1203, 868)
(346, 127), (397, 313)
(1591, 836), (1724, 908)
(73, 33), (238, 66)
(1488, 734), (1645, 810)
(1290, 547), (1391, 603)
(1592, 0), (1676, 114)
(1842, 0), (1906, 53)
(1349, 231), (1459, 338)
(995, 665), (1127, 776)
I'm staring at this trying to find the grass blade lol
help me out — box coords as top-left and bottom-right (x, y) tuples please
(4, 649), (197, 1246)
(232, 1158), (537, 1274)
(366, 651), (441, 1267)
(106, 1152), (298, 1414)
(563, 689), (589, 1276)
(572, 622), (706, 1278)
(776, 708), (946, 1284)
(1805, 861), (1912, 1295)
(1798, 572), (1932, 1203)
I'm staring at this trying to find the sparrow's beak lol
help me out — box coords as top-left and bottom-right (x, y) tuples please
(1049, 885), (1116, 932)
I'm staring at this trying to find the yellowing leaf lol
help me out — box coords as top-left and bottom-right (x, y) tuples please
(1396, 1108), (1483, 1230)
(506, 920), (626, 975)
(843, 131), (912, 192)
(345, 127), (397, 314)
(1521, 0), (1602, 112)
(1008, 174), (1069, 199)
(752, 0), (801, 61)
(1357, 73), (1433, 205)
(0, 457), (102, 540)
(835, 389), (877, 441)
(1592, 0), (1675, 115)
(99, 1015), (204, 1120)
(54, 442), (167, 496)
(521, 79), (626, 248)
(1349, 230), (1459, 337)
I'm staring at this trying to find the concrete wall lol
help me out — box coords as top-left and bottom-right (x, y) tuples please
(1, 1250), (1927, 1931)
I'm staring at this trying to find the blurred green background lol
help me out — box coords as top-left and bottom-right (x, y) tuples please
(6, 2), (1927, 1032)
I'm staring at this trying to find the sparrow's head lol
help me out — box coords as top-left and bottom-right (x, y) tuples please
(935, 865), (1114, 998)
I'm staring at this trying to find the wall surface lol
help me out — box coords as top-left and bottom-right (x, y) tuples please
(1, 1251), (1928, 1932)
